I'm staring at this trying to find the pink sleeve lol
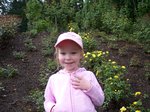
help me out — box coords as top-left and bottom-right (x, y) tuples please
(44, 77), (56, 112)
(83, 72), (105, 106)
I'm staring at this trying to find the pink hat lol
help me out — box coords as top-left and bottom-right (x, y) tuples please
(54, 32), (83, 49)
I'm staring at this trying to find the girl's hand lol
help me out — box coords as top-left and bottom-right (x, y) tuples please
(71, 75), (91, 90)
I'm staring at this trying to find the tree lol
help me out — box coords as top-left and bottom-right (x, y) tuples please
(0, 0), (11, 15)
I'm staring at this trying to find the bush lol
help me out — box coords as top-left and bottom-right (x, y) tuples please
(83, 51), (131, 109)
(0, 15), (22, 46)
(0, 15), (22, 36)
(0, 65), (18, 78)
(79, 32), (97, 52)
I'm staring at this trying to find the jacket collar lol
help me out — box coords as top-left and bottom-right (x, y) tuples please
(58, 67), (86, 75)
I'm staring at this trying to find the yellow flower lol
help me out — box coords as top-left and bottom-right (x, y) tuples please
(120, 106), (127, 112)
(86, 52), (90, 55)
(69, 27), (74, 31)
(135, 92), (141, 96)
(133, 101), (137, 105)
(112, 61), (116, 64)
(106, 51), (109, 54)
(84, 55), (88, 58)
(97, 53), (102, 57)
(108, 59), (111, 62)
(114, 75), (119, 79)
(109, 77), (112, 80)
(135, 110), (141, 112)
(121, 66), (126, 69)
(92, 54), (96, 58)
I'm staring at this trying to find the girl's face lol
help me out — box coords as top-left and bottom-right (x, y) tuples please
(57, 40), (83, 73)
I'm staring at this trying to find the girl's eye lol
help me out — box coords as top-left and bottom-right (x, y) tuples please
(60, 52), (66, 55)
(71, 52), (77, 54)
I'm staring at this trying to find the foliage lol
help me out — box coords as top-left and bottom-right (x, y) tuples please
(46, 58), (57, 72)
(102, 8), (131, 38)
(13, 51), (26, 59)
(0, 64), (18, 78)
(8, 0), (28, 32)
(0, 82), (5, 93)
(83, 51), (131, 108)
(132, 18), (150, 44)
(130, 55), (141, 67)
(0, 15), (22, 42)
(42, 35), (57, 57)
(0, 0), (11, 15)
(39, 58), (57, 86)
(83, 51), (108, 71)
(120, 91), (149, 112)
(75, 2), (103, 31)
(137, 0), (150, 17)
(26, 0), (48, 33)
(24, 38), (37, 51)
(29, 89), (44, 112)
(25, 0), (150, 45)
(118, 45), (128, 56)
(68, 22), (79, 33)
(79, 32), (97, 52)
(108, 41), (119, 50)
(97, 61), (130, 108)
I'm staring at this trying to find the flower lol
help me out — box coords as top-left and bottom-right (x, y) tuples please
(120, 106), (127, 112)
(121, 66), (126, 69)
(89, 59), (92, 62)
(114, 75), (119, 79)
(135, 110), (141, 112)
(97, 53), (102, 57)
(86, 52), (90, 55)
(108, 59), (111, 62)
(133, 101), (137, 105)
(135, 92), (141, 96)
(109, 77), (112, 80)
(112, 61), (116, 64)
(92, 54), (96, 58)
(106, 51), (109, 54)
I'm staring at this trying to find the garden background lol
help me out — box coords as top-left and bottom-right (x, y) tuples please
(0, 0), (150, 112)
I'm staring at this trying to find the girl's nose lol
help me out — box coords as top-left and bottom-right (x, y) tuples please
(65, 54), (71, 59)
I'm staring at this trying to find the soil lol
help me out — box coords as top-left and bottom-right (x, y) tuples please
(0, 32), (150, 112)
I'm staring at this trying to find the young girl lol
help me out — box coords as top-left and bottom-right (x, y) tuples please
(44, 32), (104, 112)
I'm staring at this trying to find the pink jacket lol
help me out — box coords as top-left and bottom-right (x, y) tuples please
(44, 68), (104, 112)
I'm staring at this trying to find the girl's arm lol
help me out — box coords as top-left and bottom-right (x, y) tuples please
(44, 77), (56, 112)
(83, 72), (105, 106)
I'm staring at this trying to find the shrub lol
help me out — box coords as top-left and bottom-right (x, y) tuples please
(0, 64), (18, 78)
(24, 38), (36, 51)
(79, 32), (97, 52)
(13, 51), (26, 59)
(42, 35), (57, 57)
(0, 15), (22, 47)
(29, 89), (44, 112)
(132, 19), (150, 44)
(83, 51), (131, 109)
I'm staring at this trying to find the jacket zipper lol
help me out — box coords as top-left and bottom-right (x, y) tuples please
(70, 74), (73, 112)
